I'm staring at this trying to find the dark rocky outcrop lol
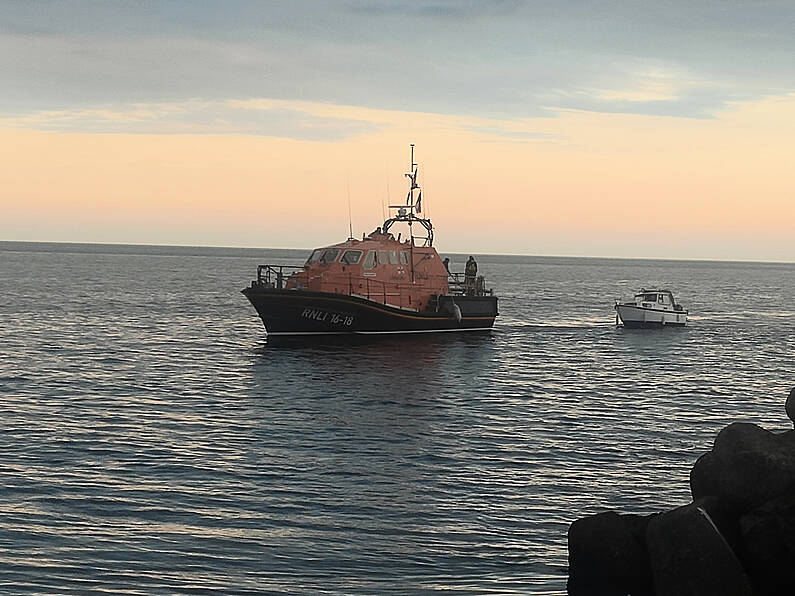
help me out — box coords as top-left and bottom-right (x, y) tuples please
(690, 422), (795, 511)
(739, 494), (795, 595)
(567, 387), (795, 595)
(567, 512), (655, 596)
(646, 501), (752, 596)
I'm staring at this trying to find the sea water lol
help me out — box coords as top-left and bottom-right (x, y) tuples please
(1, 241), (793, 594)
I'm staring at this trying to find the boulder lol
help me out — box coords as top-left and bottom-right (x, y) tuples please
(690, 422), (795, 512)
(567, 389), (795, 592)
(567, 511), (655, 595)
(739, 493), (795, 595)
(646, 500), (753, 596)
(691, 495), (745, 558)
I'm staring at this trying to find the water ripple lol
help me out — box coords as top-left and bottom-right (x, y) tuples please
(1, 246), (794, 593)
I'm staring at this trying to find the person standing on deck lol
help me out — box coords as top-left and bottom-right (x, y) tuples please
(465, 256), (477, 295)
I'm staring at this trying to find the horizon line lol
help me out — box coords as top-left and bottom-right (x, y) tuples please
(1, 239), (792, 266)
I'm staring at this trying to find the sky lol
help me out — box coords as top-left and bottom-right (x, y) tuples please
(1, 0), (794, 260)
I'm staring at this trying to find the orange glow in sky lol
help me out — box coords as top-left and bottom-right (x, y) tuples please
(1, 3), (793, 261)
(2, 95), (794, 261)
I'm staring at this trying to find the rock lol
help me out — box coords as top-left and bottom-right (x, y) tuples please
(567, 391), (795, 592)
(739, 493), (795, 595)
(690, 422), (795, 512)
(693, 495), (745, 558)
(567, 511), (655, 595)
(646, 500), (753, 596)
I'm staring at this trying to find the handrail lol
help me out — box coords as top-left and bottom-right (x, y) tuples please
(361, 277), (398, 306)
(250, 264), (493, 300)
(254, 264), (304, 290)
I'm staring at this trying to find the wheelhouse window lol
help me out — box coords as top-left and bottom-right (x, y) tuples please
(320, 249), (340, 264)
(378, 250), (389, 266)
(362, 250), (376, 270)
(643, 294), (658, 302)
(306, 249), (323, 264)
(400, 251), (408, 265)
(389, 250), (398, 265)
(341, 250), (363, 265)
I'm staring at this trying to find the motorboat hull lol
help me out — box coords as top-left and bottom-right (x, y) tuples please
(242, 288), (498, 335)
(616, 304), (687, 328)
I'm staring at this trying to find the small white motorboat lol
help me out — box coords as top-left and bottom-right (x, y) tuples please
(614, 289), (688, 328)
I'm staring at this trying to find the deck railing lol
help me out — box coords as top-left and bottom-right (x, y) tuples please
(254, 265), (305, 290)
(252, 265), (493, 303)
(354, 272), (492, 305)
(355, 277), (425, 309)
(446, 271), (493, 296)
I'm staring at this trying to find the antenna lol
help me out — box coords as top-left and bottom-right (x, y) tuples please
(382, 163), (389, 222)
(346, 174), (353, 240)
(423, 162), (430, 220)
(408, 144), (416, 283)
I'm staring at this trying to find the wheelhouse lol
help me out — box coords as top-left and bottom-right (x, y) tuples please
(284, 227), (450, 312)
(631, 289), (684, 311)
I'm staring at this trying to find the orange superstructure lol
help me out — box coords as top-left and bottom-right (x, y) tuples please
(287, 229), (449, 312)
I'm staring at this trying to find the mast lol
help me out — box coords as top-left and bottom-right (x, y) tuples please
(380, 144), (436, 284)
(383, 144), (433, 246)
(346, 175), (353, 241)
(408, 144), (416, 283)
(406, 143), (420, 225)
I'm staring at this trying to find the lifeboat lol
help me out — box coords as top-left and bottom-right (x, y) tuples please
(242, 146), (499, 336)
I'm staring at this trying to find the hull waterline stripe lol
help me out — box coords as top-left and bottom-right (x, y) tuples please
(266, 327), (495, 336)
(356, 327), (494, 335)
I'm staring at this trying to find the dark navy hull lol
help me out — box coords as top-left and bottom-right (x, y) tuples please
(242, 288), (498, 335)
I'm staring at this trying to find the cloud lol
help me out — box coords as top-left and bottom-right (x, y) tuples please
(1, 2), (794, 121)
(0, 100), (382, 141)
(347, 0), (522, 18)
(595, 67), (702, 103)
(545, 83), (752, 120)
